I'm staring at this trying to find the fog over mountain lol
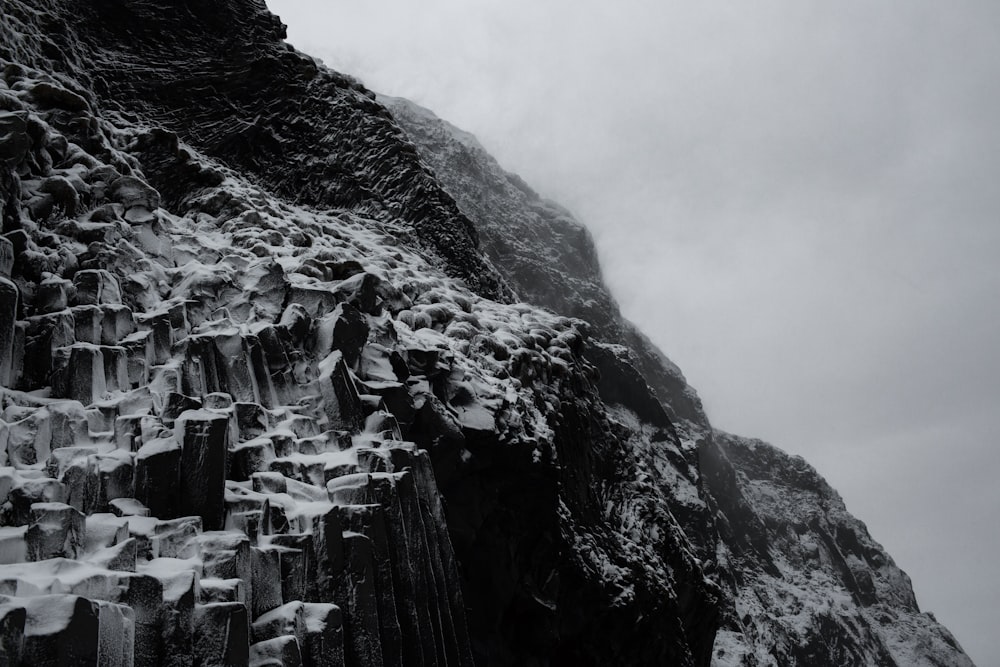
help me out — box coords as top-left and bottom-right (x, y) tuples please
(270, 1), (1000, 664)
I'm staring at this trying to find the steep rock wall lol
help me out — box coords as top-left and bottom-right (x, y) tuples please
(381, 96), (976, 667)
(0, 1), (721, 665)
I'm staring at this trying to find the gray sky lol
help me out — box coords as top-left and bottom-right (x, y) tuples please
(268, 1), (1000, 662)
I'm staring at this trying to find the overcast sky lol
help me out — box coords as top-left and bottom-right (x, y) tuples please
(268, 1), (1000, 662)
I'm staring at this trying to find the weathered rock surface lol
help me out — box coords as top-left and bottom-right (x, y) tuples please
(0, 2), (973, 667)
(384, 95), (976, 667)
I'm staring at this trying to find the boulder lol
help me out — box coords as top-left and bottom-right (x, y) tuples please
(108, 498), (149, 518)
(250, 546), (283, 620)
(34, 278), (70, 315)
(96, 600), (135, 667)
(229, 437), (276, 482)
(251, 600), (306, 645)
(341, 504), (403, 667)
(107, 175), (161, 224)
(197, 532), (252, 607)
(332, 272), (381, 315)
(314, 302), (368, 365)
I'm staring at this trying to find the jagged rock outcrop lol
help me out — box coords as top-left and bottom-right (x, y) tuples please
(382, 97), (976, 667)
(0, 0), (976, 665)
(706, 432), (972, 667)
(0, 1), (722, 665)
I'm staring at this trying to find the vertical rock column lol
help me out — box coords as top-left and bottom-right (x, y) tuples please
(0, 277), (17, 387)
(389, 447), (476, 667)
(175, 410), (229, 530)
(318, 351), (364, 432)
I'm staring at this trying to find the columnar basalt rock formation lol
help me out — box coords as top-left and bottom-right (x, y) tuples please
(381, 96), (977, 667)
(0, 1), (976, 666)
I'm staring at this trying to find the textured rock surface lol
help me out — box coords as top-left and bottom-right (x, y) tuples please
(383, 96), (976, 667)
(0, 1), (974, 666)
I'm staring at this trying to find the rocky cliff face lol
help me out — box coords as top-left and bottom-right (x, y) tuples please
(0, 0), (974, 665)
(381, 97), (975, 667)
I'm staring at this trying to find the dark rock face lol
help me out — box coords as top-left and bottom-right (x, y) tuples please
(0, 1), (975, 667)
(17, 0), (510, 304)
(383, 97), (976, 666)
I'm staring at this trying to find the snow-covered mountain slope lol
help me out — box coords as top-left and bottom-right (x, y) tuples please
(709, 432), (972, 667)
(381, 95), (975, 667)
